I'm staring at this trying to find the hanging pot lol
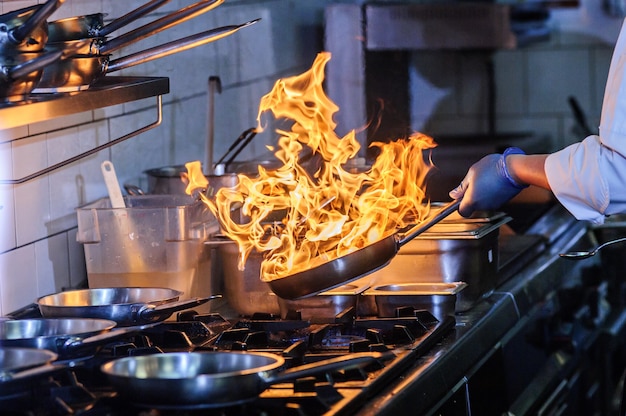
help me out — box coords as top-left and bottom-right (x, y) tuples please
(47, 0), (171, 42)
(0, 0), (65, 53)
(0, 49), (63, 102)
(35, 18), (259, 93)
(45, 0), (224, 56)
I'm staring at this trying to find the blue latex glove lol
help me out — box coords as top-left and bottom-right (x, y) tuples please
(449, 147), (528, 217)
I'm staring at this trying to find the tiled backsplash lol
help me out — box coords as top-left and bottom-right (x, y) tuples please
(0, 0), (622, 315)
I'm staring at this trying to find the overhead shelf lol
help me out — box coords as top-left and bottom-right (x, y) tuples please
(0, 76), (169, 130)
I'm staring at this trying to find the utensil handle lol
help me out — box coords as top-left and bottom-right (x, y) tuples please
(101, 161), (126, 208)
(397, 199), (461, 247)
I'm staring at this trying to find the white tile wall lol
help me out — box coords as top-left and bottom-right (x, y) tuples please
(0, 0), (622, 316)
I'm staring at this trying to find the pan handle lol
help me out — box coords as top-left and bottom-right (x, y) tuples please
(264, 352), (386, 385)
(97, 0), (172, 38)
(61, 323), (159, 354)
(9, 0), (65, 44)
(396, 199), (461, 248)
(138, 294), (223, 321)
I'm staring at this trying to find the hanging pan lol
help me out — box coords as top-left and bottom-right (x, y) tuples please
(268, 199), (461, 300)
(46, 0), (224, 56)
(35, 18), (260, 93)
(101, 350), (383, 408)
(47, 0), (171, 42)
(37, 287), (222, 326)
(0, 0), (65, 53)
(0, 48), (64, 102)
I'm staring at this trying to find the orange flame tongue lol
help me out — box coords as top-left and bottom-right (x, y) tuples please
(187, 52), (436, 282)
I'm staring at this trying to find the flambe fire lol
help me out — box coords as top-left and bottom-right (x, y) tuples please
(185, 52), (436, 282)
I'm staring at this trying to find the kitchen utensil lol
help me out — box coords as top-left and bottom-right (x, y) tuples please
(47, 0), (171, 42)
(215, 127), (259, 172)
(205, 75), (221, 175)
(268, 199), (461, 300)
(0, 0), (65, 53)
(37, 287), (222, 326)
(101, 350), (383, 408)
(0, 49), (63, 102)
(0, 318), (151, 359)
(0, 347), (57, 377)
(35, 18), (260, 92)
(559, 236), (626, 260)
(101, 160), (125, 208)
(46, 0), (224, 56)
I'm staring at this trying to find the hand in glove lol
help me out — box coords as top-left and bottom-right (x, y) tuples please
(449, 147), (528, 217)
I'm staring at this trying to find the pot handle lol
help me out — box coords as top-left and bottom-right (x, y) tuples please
(264, 352), (386, 385)
(138, 294), (223, 320)
(396, 199), (461, 248)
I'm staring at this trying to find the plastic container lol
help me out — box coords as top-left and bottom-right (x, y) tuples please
(76, 195), (219, 299)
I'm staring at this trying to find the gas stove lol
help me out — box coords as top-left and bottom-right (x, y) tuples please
(2, 305), (454, 415)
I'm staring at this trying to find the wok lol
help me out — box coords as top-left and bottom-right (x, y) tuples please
(35, 18), (260, 92)
(268, 199), (461, 300)
(37, 287), (222, 326)
(46, 0), (224, 56)
(101, 350), (383, 408)
(0, 0), (65, 53)
(47, 0), (171, 42)
(0, 318), (149, 359)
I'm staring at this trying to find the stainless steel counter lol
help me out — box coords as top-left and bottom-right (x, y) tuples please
(354, 204), (600, 415)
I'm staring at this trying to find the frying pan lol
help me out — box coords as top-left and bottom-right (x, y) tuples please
(268, 199), (461, 300)
(0, 318), (151, 359)
(101, 351), (383, 408)
(46, 0), (224, 56)
(0, 49), (64, 102)
(36, 287), (222, 326)
(0, 0), (65, 53)
(47, 0), (171, 42)
(35, 18), (259, 93)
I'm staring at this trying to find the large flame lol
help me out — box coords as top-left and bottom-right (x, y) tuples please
(186, 52), (436, 282)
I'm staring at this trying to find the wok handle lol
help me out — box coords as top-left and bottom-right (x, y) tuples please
(139, 294), (223, 319)
(264, 352), (384, 385)
(396, 199), (461, 248)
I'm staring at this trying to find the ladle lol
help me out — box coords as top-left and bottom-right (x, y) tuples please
(559, 236), (626, 260)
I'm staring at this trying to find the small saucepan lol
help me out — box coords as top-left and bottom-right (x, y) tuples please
(47, 0), (171, 42)
(37, 287), (222, 326)
(0, 0), (65, 53)
(35, 18), (259, 93)
(46, 0), (224, 56)
(101, 350), (383, 408)
(0, 318), (150, 359)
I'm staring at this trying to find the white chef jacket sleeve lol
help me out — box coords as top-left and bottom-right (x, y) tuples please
(545, 18), (626, 224)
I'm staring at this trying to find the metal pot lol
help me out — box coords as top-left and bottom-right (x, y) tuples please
(0, 0), (65, 53)
(46, 0), (224, 56)
(47, 0), (171, 42)
(0, 318), (148, 359)
(0, 49), (63, 102)
(37, 287), (222, 326)
(35, 18), (259, 92)
(268, 199), (461, 300)
(101, 350), (381, 408)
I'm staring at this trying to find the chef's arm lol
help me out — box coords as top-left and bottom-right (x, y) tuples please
(505, 153), (550, 190)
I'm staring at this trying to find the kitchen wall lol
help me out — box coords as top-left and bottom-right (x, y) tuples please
(0, 0), (621, 315)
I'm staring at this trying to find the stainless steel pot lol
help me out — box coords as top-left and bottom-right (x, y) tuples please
(101, 351), (382, 408)
(36, 19), (259, 92)
(141, 164), (239, 195)
(46, 0), (224, 56)
(37, 287), (221, 326)
(0, 0), (65, 53)
(47, 0), (171, 42)
(268, 200), (461, 300)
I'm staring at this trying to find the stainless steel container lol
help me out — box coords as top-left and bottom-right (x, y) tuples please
(367, 215), (510, 312)
(364, 282), (466, 320)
